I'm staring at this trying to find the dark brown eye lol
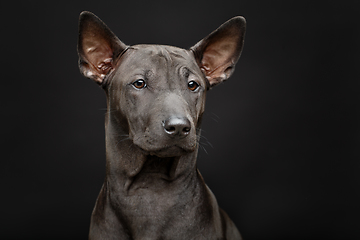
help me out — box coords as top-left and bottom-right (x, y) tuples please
(132, 79), (146, 89)
(188, 81), (199, 91)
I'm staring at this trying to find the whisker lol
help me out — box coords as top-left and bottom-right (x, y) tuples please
(210, 112), (220, 123)
(199, 143), (208, 155)
(198, 134), (213, 149)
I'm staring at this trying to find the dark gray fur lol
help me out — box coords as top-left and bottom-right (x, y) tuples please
(77, 11), (246, 239)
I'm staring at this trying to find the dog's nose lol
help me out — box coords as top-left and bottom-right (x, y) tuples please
(163, 117), (191, 137)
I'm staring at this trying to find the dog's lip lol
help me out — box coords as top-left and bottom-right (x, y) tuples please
(131, 134), (197, 157)
(137, 144), (194, 158)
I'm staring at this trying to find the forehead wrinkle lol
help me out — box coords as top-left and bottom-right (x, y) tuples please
(143, 46), (172, 66)
(150, 47), (186, 82)
(157, 47), (173, 63)
(151, 46), (190, 65)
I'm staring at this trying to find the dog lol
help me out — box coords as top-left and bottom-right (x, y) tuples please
(77, 11), (246, 239)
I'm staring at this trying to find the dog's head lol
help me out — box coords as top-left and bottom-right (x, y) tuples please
(77, 12), (245, 158)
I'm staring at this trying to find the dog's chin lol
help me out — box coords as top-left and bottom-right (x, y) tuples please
(137, 145), (195, 158)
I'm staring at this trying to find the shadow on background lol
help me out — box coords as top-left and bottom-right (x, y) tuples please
(2, 0), (359, 239)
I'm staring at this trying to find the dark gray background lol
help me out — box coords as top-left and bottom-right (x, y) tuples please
(2, 0), (359, 239)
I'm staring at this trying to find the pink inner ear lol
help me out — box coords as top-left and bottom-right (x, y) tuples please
(82, 36), (114, 77)
(201, 39), (237, 78)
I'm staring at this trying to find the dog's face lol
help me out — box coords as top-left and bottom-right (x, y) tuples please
(108, 45), (207, 157)
(77, 11), (245, 158)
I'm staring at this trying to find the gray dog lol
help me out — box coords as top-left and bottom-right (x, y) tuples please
(77, 11), (246, 239)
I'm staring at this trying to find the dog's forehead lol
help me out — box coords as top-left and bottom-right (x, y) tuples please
(120, 45), (199, 71)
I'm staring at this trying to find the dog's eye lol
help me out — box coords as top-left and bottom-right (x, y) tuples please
(132, 79), (146, 89)
(188, 81), (199, 91)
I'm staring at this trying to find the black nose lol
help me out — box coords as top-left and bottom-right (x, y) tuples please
(163, 117), (191, 137)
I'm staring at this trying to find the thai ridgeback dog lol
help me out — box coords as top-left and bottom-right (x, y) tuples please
(77, 11), (246, 239)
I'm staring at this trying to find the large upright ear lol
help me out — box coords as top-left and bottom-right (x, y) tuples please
(191, 16), (246, 88)
(77, 11), (128, 84)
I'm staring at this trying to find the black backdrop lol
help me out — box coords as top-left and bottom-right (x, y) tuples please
(2, 1), (359, 239)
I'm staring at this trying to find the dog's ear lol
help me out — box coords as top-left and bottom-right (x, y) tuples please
(191, 16), (246, 88)
(77, 11), (128, 84)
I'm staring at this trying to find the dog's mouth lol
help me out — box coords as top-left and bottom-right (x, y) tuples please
(132, 132), (198, 158)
